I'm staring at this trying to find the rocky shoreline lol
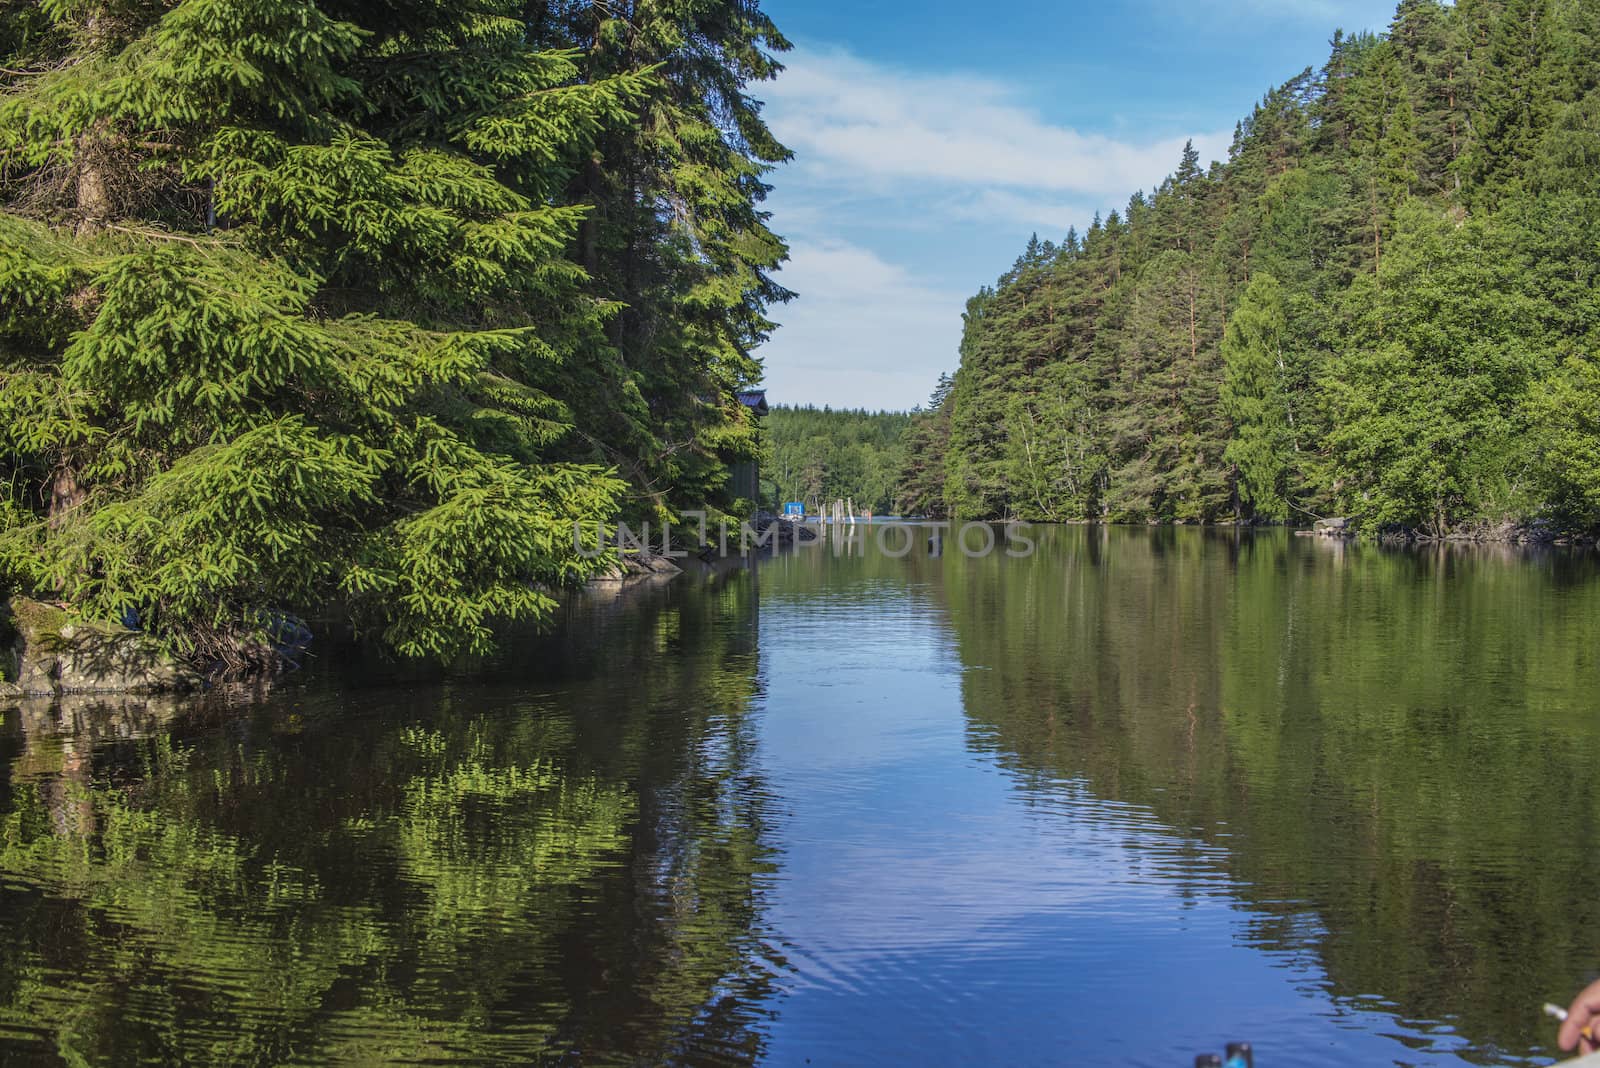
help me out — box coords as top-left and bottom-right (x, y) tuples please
(1296, 517), (1598, 547)
(0, 598), (201, 701)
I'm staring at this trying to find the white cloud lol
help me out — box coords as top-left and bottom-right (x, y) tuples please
(753, 47), (1235, 409)
(760, 239), (965, 412)
(763, 50), (1233, 201)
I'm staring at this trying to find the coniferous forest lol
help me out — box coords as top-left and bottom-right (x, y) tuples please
(763, 405), (909, 516)
(0, 0), (788, 667)
(908, 0), (1600, 536)
(8, 4), (1600, 1064)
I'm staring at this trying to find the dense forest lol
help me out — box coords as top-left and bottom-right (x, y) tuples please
(764, 405), (909, 515)
(908, 0), (1600, 536)
(0, 0), (789, 667)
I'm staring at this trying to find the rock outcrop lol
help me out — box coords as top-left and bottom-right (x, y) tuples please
(0, 598), (201, 698)
(589, 551), (683, 584)
(746, 511), (819, 548)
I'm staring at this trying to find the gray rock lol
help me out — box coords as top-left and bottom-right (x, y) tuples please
(749, 511), (818, 546)
(2, 598), (201, 697)
(589, 551), (683, 584)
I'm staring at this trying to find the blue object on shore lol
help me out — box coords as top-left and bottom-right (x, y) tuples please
(263, 612), (314, 671)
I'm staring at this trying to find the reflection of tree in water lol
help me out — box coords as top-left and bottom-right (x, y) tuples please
(929, 527), (1600, 1064)
(0, 572), (783, 1066)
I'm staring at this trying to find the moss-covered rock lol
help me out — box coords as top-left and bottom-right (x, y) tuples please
(1, 598), (201, 697)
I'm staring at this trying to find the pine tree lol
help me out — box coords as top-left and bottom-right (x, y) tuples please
(922, 0), (1600, 538)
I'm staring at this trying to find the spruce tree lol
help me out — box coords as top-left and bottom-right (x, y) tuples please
(530, 0), (793, 521)
(897, 376), (955, 519)
(1462, 0), (1555, 203)
(0, 0), (698, 668)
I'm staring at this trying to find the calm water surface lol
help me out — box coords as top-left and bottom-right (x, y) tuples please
(3, 528), (1600, 1066)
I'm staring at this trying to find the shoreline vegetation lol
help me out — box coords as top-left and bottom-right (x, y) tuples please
(2, 517), (1588, 698)
(763, 405), (909, 517)
(5, 0), (1600, 687)
(767, 411), (1600, 547)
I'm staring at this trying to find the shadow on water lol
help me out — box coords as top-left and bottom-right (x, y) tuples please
(0, 568), (784, 1067)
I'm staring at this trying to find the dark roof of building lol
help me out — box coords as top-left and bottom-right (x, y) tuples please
(735, 389), (769, 417)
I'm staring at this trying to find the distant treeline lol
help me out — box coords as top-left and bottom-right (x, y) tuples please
(765, 406), (911, 515)
(905, 0), (1600, 536)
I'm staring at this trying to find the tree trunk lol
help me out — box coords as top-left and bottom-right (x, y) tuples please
(74, 8), (113, 234)
(75, 127), (113, 234)
(56, 10), (111, 527)
(48, 466), (86, 527)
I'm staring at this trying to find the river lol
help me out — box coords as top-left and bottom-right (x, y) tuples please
(3, 527), (1598, 1066)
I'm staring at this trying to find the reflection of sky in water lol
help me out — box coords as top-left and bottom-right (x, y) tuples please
(751, 589), (1490, 1067)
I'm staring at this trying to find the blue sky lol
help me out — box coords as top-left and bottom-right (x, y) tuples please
(752, 0), (1402, 411)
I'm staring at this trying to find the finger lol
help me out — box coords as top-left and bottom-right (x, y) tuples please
(1563, 982), (1600, 1050)
(1562, 1012), (1591, 1050)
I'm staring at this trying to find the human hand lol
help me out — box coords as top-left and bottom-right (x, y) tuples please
(1559, 980), (1600, 1055)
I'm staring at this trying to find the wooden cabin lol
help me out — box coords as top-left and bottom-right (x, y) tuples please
(728, 389), (769, 503)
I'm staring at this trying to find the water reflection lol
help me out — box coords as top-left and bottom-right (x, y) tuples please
(0, 572), (781, 1066)
(934, 528), (1600, 1065)
(3, 530), (1599, 1066)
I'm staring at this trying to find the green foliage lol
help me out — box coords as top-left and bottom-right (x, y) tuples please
(0, 0), (790, 669)
(1221, 274), (1294, 520)
(1325, 204), (1544, 532)
(919, 0), (1600, 536)
(896, 374), (955, 519)
(765, 404), (910, 514)
(1530, 357), (1600, 524)
(528, 0), (792, 524)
